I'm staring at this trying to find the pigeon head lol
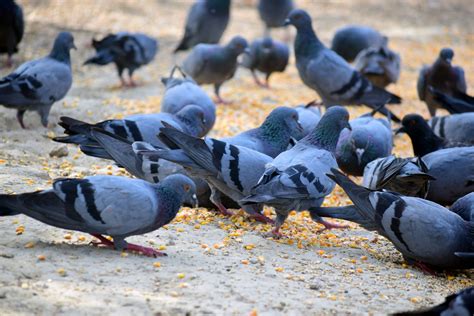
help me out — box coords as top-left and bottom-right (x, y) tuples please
(50, 32), (76, 63)
(175, 104), (208, 137)
(439, 48), (454, 64)
(227, 36), (248, 55)
(397, 114), (444, 157)
(285, 9), (312, 30)
(91, 34), (117, 50)
(159, 174), (198, 208)
(261, 107), (304, 142)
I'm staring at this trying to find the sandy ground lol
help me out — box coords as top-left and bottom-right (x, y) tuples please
(0, 0), (474, 315)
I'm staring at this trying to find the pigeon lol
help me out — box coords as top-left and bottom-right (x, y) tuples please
(429, 113), (474, 145)
(0, 174), (197, 257)
(182, 36), (248, 103)
(257, 0), (294, 34)
(331, 25), (386, 62)
(160, 66), (216, 135)
(0, 0), (23, 67)
(326, 168), (474, 271)
(53, 104), (207, 160)
(396, 113), (472, 157)
(431, 88), (474, 114)
(450, 193), (474, 223)
(336, 111), (393, 176)
(354, 45), (401, 88)
(0, 32), (75, 128)
(295, 100), (321, 137)
(393, 286), (474, 315)
(363, 147), (474, 205)
(241, 106), (352, 236)
(241, 37), (289, 88)
(285, 10), (401, 122)
(417, 47), (467, 117)
(174, 0), (231, 53)
(84, 32), (158, 87)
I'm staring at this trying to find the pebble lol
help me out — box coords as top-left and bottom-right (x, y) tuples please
(49, 145), (69, 158)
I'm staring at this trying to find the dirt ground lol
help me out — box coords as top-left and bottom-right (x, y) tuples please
(0, 0), (473, 315)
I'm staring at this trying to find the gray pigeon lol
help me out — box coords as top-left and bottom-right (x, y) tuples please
(0, 0), (24, 67)
(336, 111), (393, 176)
(0, 32), (75, 128)
(241, 37), (289, 88)
(53, 104), (207, 160)
(84, 32), (158, 87)
(286, 10), (401, 122)
(0, 174), (197, 257)
(393, 286), (474, 315)
(160, 66), (216, 135)
(258, 0), (294, 33)
(354, 45), (401, 88)
(294, 100), (321, 137)
(331, 25), (386, 62)
(417, 48), (467, 117)
(450, 193), (474, 223)
(241, 106), (351, 236)
(430, 87), (474, 114)
(326, 168), (474, 271)
(429, 113), (474, 146)
(182, 36), (248, 103)
(174, 0), (231, 53)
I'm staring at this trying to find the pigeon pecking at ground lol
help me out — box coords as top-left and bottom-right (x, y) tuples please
(84, 32), (158, 87)
(182, 36), (248, 103)
(257, 0), (294, 35)
(241, 106), (352, 237)
(0, 32), (75, 128)
(428, 112), (474, 145)
(241, 37), (289, 88)
(0, 174), (197, 257)
(174, 0), (231, 53)
(294, 100), (321, 137)
(417, 47), (467, 117)
(0, 0), (24, 67)
(160, 66), (216, 135)
(285, 9), (401, 122)
(354, 45), (401, 88)
(430, 87), (474, 114)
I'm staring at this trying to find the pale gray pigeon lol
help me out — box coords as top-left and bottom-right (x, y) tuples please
(241, 37), (289, 88)
(295, 100), (321, 137)
(174, 0), (231, 53)
(354, 45), (401, 88)
(331, 25), (386, 62)
(429, 113), (474, 145)
(0, 174), (197, 257)
(182, 36), (248, 103)
(258, 0), (294, 33)
(0, 32), (75, 128)
(160, 66), (216, 135)
(286, 10), (401, 122)
(0, 0), (23, 67)
(84, 32), (158, 87)
(431, 87), (474, 114)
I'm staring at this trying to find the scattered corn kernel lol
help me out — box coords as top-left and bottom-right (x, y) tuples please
(241, 259), (249, 265)
(153, 262), (161, 268)
(24, 242), (35, 249)
(64, 233), (72, 240)
(57, 268), (67, 276)
(177, 273), (185, 279)
(275, 267), (284, 272)
(37, 255), (46, 261)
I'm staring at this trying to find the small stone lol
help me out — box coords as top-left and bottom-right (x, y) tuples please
(49, 145), (69, 158)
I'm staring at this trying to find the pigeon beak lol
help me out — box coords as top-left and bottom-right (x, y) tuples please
(284, 18), (291, 26)
(446, 58), (452, 63)
(191, 194), (199, 208)
(71, 43), (77, 50)
(345, 122), (352, 131)
(395, 126), (406, 135)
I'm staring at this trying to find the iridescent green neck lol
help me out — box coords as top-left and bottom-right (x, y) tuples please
(304, 120), (344, 153)
(260, 119), (291, 148)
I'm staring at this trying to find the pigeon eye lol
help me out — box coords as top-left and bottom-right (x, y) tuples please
(183, 184), (191, 192)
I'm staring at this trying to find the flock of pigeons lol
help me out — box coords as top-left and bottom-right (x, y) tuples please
(0, 0), (473, 314)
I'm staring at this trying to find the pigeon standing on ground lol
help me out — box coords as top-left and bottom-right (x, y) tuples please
(295, 101), (321, 137)
(160, 66), (216, 135)
(182, 36), (248, 103)
(336, 111), (393, 176)
(0, 0), (23, 67)
(0, 174), (197, 257)
(241, 106), (352, 236)
(241, 37), (289, 88)
(174, 0), (231, 53)
(257, 0), (294, 35)
(430, 88), (474, 114)
(429, 112), (474, 145)
(326, 168), (474, 271)
(0, 32), (75, 128)
(354, 45), (401, 88)
(331, 25), (386, 62)
(417, 47), (467, 117)
(286, 10), (401, 122)
(84, 32), (158, 87)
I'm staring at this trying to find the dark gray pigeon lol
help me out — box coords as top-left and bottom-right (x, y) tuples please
(417, 48), (467, 117)
(336, 111), (393, 176)
(393, 286), (474, 315)
(241, 37), (289, 88)
(295, 100), (321, 137)
(0, 32), (75, 128)
(450, 193), (474, 223)
(182, 36), (248, 103)
(258, 0), (294, 34)
(331, 25), (386, 62)
(0, 0), (23, 67)
(174, 0), (231, 53)
(286, 10), (401, 122)
(431, 87), (474, 114)
(354, 45), (401, 88)
(160, 66), (216, 135)
(84, 32), (158, 87)
(0, 174), (197, 257)
(241, 106), (351, 236)
(53, 104), (207, 160)
(429, 113), (474, 145)
(326, 168), (474, 271)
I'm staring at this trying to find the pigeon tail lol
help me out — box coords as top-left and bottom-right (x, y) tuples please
(314, 205), (378, 231)
(0, 194), (21, 216)
(83, 50), (115, 66)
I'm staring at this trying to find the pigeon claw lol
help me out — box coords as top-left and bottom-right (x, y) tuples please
(126, 243), (167, 257)
(317, 219), (349, 232)
(250, 213), (275, 224)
